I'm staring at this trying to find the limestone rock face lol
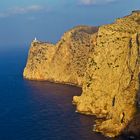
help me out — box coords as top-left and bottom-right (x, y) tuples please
(24, 12), (140, 138)
(23, 26), (98, 86)
(73, 11), (140, 137)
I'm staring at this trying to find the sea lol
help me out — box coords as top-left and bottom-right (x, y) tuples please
(0, 46), (126, 140)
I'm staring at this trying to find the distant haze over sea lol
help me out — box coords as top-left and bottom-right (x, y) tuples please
(0, 0), (140, 48)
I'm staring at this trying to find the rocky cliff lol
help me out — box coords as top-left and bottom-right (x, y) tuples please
(73, 11), (140, 137)
(24, 11), (140, 138)
(24, 26), (98, 86)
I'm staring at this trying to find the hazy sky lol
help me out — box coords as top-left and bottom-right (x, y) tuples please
(0, 0), (140, 48)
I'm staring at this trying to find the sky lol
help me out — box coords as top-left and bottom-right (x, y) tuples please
(0, 0), (140, 48)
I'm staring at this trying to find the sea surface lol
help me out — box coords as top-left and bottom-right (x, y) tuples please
(0, 46), (125, 140)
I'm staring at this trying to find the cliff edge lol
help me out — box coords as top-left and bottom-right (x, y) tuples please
(24, 12), (140, 138)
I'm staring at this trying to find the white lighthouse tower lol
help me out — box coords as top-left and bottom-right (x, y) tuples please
(33, 37), (38, 42)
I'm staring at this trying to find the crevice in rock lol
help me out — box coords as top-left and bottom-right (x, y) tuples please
(121, 112), (125, 123)
(136, 33), (140, 46)
(112, 96), (116, 107)
(129, 38), (132, 49)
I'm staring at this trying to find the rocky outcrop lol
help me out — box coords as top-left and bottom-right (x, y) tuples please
(24, 11), (140, 138)
(24, 26), (98, 86)
(73, 11), (140, 137)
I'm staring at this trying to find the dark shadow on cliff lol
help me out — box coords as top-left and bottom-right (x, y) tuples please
(121, 113), (140, 140)
(120, 73), (140, 140)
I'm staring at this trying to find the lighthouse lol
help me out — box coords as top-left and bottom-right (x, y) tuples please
(33, 37), (38, 42)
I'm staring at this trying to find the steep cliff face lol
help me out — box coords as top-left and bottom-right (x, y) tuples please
(24, 26), (98, 86)
(73, 11), (140, 137)
(24, 11), (140, 138)
(24, 42), (56, 80)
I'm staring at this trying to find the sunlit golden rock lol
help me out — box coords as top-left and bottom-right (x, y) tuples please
(23, 26), (98, 86)
(24, 11), (140, 138)
(73, 11), (140, 137)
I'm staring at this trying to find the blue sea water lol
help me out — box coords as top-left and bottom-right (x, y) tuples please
(0, 46), (125, 140)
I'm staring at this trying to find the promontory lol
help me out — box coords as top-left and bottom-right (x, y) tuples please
(23, 11), (140, 138)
